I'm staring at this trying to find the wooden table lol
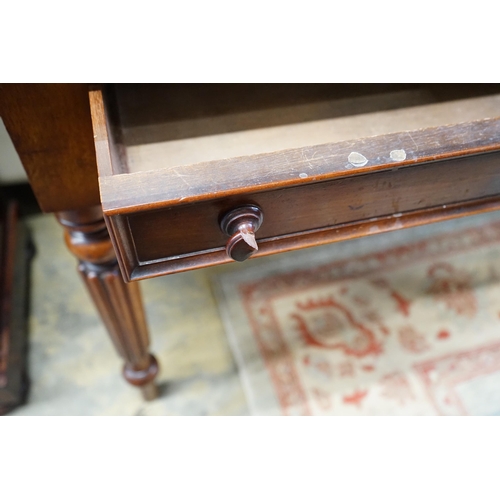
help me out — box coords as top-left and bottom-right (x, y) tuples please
(2, 84), (500, 401)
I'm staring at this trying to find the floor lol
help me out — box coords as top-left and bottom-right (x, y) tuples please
(10, 213), (250, 415)
(10, 210), (500, 415)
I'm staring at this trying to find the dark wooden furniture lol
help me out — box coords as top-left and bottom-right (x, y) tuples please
(2, 84), (500, 401)
(0, 199), (32, 414)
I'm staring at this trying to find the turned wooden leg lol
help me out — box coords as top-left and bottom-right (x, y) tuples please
(56, 206), (159, 401)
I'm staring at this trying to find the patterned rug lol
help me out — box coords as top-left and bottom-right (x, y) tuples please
(213, 212), (500, 415)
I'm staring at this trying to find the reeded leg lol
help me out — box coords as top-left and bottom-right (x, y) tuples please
(56, 206), (159, 401)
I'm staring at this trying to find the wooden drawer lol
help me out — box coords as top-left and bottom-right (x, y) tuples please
(89, 84), (500, 281)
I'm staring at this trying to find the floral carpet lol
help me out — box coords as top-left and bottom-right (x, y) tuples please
(214, 212), (500, 415)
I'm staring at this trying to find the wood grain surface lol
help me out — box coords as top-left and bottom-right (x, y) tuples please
(123, 93), (500, 173)
(119, 195), (500, 281)
(100, 117), (500, 215)
(127, 150), (500, 259)
(0, 84), (100, 212)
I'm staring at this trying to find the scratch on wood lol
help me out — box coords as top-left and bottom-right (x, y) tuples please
(173, 169), (194, 189)
(405, 131), (419, 152)
(300, 150), (315, 170)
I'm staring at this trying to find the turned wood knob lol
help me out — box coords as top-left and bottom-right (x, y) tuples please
(220, 205), (264, 262)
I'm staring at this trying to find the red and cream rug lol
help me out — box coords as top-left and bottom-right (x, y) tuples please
(214, 212), (500, 415)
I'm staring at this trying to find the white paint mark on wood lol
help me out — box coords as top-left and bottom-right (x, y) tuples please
(347, 152), (368, 167)
(299, 173), (308, 179)
(390, 149), (407, 161)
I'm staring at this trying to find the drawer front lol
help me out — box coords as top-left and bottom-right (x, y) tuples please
(108, 151), (500, 281)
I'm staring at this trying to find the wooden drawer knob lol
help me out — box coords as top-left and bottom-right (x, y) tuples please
(220, 205), (264, 262)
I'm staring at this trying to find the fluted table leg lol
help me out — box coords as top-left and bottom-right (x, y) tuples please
(56, 206), (159, 401)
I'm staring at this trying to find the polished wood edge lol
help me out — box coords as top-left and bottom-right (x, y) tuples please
(104, 214), (136, 282)
(56, 205), (105, 231)
(99, 118), (500, 215)
(56, 207), (116, 266)
(89, 88), (115, 177)
(117, 195), (500, 282)
(123, 354), (158, 387)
